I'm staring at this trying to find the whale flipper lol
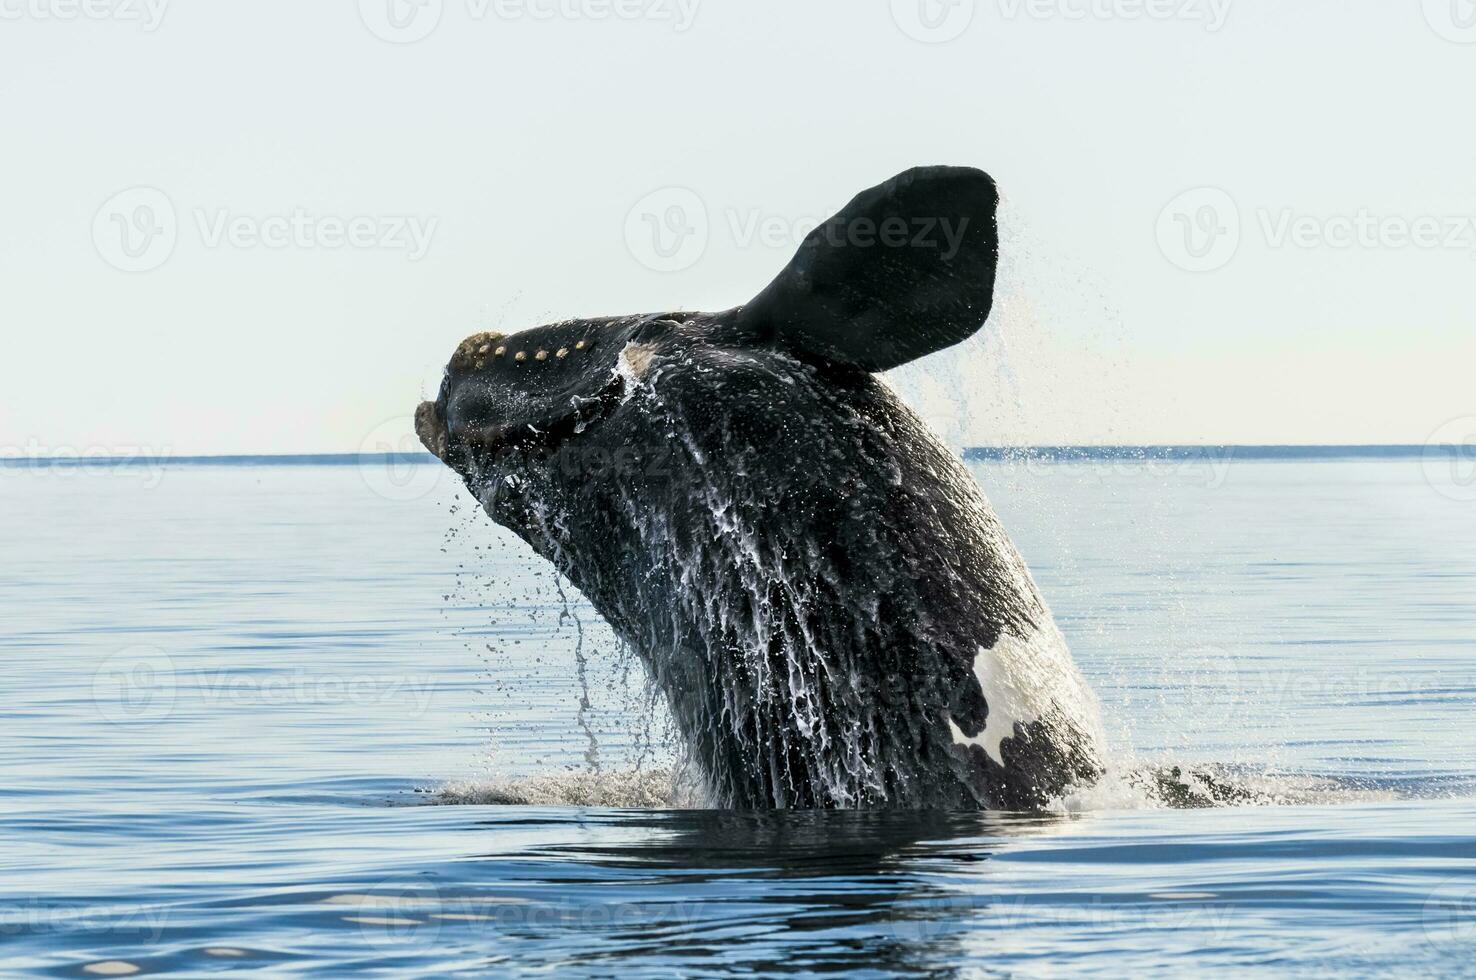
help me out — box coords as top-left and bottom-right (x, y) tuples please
(735, 165), (1000, 373)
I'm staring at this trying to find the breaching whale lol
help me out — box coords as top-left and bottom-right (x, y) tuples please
(417, 166), (1107, 809)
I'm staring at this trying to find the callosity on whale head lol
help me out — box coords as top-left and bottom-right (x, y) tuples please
(417, 166), (1106, 809)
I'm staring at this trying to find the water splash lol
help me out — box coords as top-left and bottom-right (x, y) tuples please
(436, 769), (698, 808)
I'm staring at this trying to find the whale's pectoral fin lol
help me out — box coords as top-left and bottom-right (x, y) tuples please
(734, 166), (999, 373)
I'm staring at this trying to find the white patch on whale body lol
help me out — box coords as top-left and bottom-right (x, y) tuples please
(616, 341), (659, 397)
(947, 622), (1105, 769)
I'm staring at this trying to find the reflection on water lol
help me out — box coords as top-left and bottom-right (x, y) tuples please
(2, 459), (1475, 976)
(11, 801), (1476, 976)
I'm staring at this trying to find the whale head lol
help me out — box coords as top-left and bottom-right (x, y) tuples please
(417, 167), (1104, 809)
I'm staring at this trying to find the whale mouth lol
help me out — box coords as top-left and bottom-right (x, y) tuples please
(416, 373), (626, 465)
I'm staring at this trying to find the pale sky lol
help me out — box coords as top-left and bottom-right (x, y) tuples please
(2, 0), (1473, 455)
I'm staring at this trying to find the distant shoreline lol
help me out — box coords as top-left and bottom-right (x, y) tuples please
(1, 446), (1468, 467)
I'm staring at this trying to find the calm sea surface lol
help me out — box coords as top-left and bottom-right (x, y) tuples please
(3, 455), (1474, 976)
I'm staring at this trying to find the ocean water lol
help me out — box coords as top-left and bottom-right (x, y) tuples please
(2, 453), (1474, 976)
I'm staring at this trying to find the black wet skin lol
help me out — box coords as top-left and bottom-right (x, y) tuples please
(418, 167), (1103, 809)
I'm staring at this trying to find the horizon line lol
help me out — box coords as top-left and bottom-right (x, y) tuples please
(0, 445), (1470, 467)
